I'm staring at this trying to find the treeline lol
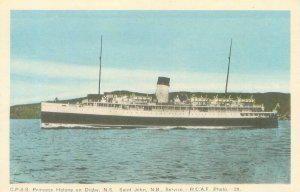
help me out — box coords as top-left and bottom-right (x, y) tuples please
(10, 92), (290, 120)
(10, 103), (41, 119)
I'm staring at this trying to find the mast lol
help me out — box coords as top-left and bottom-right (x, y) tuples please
(98, 35), (103, 95)
(225, 38), (232, 94)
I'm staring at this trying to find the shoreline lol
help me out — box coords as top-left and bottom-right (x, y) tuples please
(10, 91), (290, 120)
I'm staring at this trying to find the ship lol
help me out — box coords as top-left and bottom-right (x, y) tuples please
(41, 38), (278, 128)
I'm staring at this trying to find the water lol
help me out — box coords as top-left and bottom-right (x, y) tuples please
(10, 119), (290, 183)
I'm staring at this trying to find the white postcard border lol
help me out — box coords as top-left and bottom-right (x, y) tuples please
(1, 1), (299, 192)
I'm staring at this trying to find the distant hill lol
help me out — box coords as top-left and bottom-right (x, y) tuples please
(10, 91), (290, 120)
(10, 103), (41, 119)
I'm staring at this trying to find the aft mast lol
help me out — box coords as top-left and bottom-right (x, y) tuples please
(98, 35), (103, 95)
(225, 38), (232, 94)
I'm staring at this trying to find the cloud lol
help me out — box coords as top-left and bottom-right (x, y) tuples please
(11, 59), (290, 105)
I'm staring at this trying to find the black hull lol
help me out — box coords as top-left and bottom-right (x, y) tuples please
(41, 112), (278, 128)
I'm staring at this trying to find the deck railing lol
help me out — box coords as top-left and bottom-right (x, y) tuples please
(79, 101), (264, 113)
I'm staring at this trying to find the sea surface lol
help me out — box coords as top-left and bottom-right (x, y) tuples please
(10, 119), (290, 183)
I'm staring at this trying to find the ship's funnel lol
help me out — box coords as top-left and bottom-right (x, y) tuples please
(155, 77), (170, 103)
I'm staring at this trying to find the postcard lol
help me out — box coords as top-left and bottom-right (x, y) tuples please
(1, 0), (299, 192)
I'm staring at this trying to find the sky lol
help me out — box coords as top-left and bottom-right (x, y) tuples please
(11, 11), (290, 105)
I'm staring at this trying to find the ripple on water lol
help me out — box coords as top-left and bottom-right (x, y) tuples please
(10, 119), (291, 183)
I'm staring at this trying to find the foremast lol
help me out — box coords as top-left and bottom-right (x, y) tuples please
(225, 39), (232, 94)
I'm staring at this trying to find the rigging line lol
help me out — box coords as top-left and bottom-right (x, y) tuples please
(98, 35), (103, 95)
